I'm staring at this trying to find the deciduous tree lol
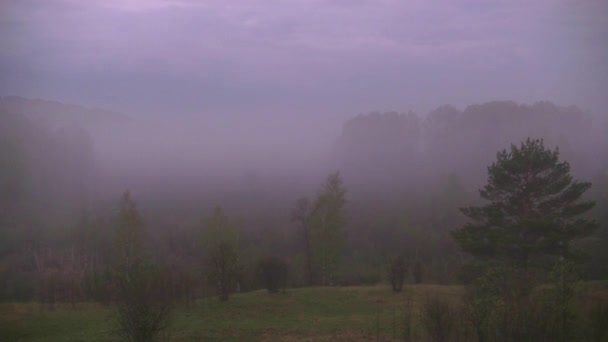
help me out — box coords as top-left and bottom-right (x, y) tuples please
(202, 207), (239, 301)
(113, 192), (172, 342)
(309, 172), (347, 286)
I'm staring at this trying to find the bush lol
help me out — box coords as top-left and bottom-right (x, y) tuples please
(463, 262), (584, 341)
(114, 264), (172, 342)
(257, 256), (287, 293)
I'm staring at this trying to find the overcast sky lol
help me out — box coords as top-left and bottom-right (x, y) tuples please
(1, 0), (606, 118)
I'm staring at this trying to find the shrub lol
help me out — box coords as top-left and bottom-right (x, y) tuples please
(463, 262), (583, 341)
(420, 295), (456, 342)
(257, 256), (287, 293)
(114, 264), (172, 342)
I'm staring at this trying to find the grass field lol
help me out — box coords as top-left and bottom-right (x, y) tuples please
(1, 283), (607, 341)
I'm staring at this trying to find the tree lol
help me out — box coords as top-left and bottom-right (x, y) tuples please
(112, 192), (172, 342)
(452, 138), (598, 267)
(450, 138), (598, 340)
(584, 168), (608, 279)
(309, 172), (347, 286)
(202, 207), (239, 301)
(291, 197), (314, 285)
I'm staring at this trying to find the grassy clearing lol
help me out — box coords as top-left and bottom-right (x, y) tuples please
(0, 283), (605, 341)
(0, 285), (460, 341)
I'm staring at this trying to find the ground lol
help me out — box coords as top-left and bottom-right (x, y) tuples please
(1, 283), (607, 341)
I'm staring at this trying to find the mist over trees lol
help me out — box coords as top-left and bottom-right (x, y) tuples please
(2, 0), (607, 338)
(0, 96), (607, 305)
(336, 101), (598, 191)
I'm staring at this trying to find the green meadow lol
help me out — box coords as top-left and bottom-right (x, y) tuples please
(2, 283), (607, 341)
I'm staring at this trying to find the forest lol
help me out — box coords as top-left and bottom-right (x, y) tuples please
(1, 96), (607, 341)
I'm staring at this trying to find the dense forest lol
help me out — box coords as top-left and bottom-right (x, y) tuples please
(1, 96), (607, 305)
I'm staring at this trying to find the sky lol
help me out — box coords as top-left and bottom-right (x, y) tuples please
(0, 0), (607, 119)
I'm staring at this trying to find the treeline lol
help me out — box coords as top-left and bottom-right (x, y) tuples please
(0, 99), (607, 304)
(335, 101), (608, 282)
(336, 101), (601, 188)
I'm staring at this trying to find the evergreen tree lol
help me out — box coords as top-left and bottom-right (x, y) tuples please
(453, 138), (597, 267)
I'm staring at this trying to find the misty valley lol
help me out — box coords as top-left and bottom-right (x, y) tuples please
(3, 0), (607, 339)
(1, 97), (607, 341)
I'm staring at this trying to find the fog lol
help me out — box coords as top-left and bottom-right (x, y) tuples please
(2, 1), (608, 115)
(1, 0), (608, 326)
(2, 95), (605, 226)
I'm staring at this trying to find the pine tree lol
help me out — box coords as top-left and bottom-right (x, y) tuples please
(452, 138), (597, 267)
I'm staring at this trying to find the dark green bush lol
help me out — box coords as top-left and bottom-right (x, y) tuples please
(257, 256), (287, 293)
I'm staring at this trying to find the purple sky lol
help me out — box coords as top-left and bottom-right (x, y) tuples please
(1, 0), (606, 117)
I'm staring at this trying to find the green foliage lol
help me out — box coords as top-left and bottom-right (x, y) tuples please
(584, 169), (608, 279)
(308, 172), (347, 286)
(201, 207), (239, 301)
(453, 138), (598, 266)
(461, 260), (586, 341)
(546, 260), (579, 341)
(453, 139), (598, 341)
(114, 264), (172, 342)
